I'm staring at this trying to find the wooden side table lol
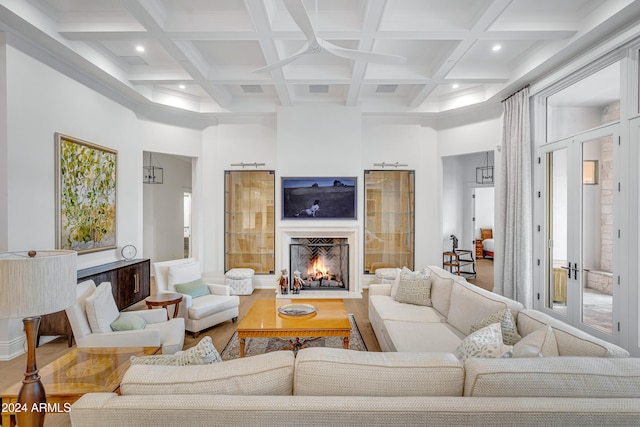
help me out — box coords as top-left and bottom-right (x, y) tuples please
(145, 292), (183, 320)
(443, 250), (476, 278)
(0, 346), (160, 427)
(475, 239), (484, 258)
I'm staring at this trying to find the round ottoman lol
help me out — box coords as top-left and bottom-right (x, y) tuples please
(225, 268), (255, 295)
(375, 268), (398, 284)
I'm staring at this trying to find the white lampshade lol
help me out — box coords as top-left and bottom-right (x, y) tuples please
(0, 250), (77, 319)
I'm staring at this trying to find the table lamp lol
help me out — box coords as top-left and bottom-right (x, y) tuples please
(0, 250), (76, 427)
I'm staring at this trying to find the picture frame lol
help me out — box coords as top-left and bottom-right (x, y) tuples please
(282, 177), (357, 220)
(55, 133), (117, 253)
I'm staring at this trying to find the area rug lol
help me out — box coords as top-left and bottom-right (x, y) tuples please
(220, 314), (367, 360)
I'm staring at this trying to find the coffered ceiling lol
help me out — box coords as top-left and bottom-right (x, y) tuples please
(1, 0), (640, 127)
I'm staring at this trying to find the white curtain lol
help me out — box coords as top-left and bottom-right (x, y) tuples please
(496, 87), (533, 307)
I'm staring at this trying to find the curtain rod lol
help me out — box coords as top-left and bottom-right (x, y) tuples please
(501, 84), (530, 103)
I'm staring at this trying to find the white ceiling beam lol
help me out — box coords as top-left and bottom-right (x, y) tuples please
(121, 0), (233, 108)
(243, 0), (293, 106)
(409, 0), (515, 108)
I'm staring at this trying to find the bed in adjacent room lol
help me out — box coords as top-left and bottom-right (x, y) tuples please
(480, 228), (494, 259)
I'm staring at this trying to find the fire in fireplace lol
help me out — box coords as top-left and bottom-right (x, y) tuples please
(290, 238), (349, 291)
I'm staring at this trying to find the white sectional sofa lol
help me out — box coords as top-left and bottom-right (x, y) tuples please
(69, 265), (640, 426)
(369, 266), (628, 357)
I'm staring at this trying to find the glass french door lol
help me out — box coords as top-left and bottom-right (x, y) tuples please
(543, 125), (618, 341)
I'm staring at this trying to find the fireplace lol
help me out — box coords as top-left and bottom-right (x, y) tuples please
(290, 238), (349, 291)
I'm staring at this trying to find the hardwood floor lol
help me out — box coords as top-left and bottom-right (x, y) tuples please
(0, 289), (380, 427)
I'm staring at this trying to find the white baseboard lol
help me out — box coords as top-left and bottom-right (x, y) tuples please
(0, 335), (26, 361)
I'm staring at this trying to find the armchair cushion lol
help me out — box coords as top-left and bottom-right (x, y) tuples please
(168, 262), (201, 292)
(85, 282), (119, 333)
(110, 313), (147, 331)
(188, 294), (239, 321)
(175, 278), (210, 298)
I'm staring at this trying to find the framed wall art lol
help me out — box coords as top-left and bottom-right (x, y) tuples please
(55, 133), (117, 253)
(282, 177), (357, 220)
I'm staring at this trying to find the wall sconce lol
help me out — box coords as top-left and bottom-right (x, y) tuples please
(373, 162), (408, 168)
(583, 160), (598, 185)
(143, 152), (163, 184)
(230, 162), (266, 168)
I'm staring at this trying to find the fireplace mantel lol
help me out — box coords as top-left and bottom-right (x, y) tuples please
(279, 226), (360, 295)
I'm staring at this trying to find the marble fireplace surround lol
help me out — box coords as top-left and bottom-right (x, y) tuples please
(279, 226), (361, 296)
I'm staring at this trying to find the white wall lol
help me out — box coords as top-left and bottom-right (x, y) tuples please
(1, 46), (146, 359)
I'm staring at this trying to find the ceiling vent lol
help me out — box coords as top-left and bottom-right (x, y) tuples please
(241, 85), (263, 93)
(120, 56), (148, 65)
(309, 85), (329, 93)
(376, 84), (398, 93)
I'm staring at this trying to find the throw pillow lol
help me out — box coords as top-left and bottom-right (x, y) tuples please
(390, 268), (402, 298)
(110, 313), (147, 332)
(394, 267), (432, 306)
(168, 262), (201, 292)
(469, 308), (522, 345)
(512, 325), (559, 357)
(130, 336), (221, 366)
(174, 278), (210, 298)
(85, 282), (120, 334)
(174, 336), (222, 365)
(455, 323), (513, 362)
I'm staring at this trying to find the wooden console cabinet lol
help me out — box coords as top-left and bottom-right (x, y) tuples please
(37, 259), (150, 347)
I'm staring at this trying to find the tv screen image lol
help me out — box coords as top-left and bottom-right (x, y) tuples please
(282, 177), (357, 220)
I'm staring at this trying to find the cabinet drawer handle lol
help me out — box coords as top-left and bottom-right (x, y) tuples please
(134, 273), (139, 293)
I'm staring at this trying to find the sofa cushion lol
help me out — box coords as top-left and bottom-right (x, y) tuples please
(427, 267), (455, 317)
(130, 336), (221, 366)
(294, 347), (464, 396)
(395, 268), (432, 306)
(121, 350), (295, 395)
(85, 282), (119, 334)
(369, 295), (446, 323)
(517, 309), (629, 357)
(463, 357), (640, 397)
(446, 280), (524, 336)
(469, 309), (521, 345)
(455, 323), (512, 362)
(385, 320), (465, 353)
(512, 325), (559, 357)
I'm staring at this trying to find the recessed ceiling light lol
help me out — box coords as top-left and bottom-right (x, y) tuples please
(492, 44), (502, 52)
(452, 83), (459, 89)
(178, 84), (186, 89)
(135, 45), (145, 53)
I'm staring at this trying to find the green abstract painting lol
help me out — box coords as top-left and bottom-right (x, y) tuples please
(56, 134), (117, 253)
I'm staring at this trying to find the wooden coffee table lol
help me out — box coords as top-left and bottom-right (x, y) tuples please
(0, 346), (160, 427)
(236, 298), (350, 357)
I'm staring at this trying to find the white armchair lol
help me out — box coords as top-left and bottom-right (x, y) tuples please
(66, 280), (185, 354)
(153, 258), (239, 337)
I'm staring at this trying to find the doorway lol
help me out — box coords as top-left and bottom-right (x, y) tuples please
(542, 124), (618, 340)
(442, 151), (495, 290)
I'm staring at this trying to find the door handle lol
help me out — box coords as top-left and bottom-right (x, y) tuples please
(570, 263), (579, 280)
(561, 263), (579, 280)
